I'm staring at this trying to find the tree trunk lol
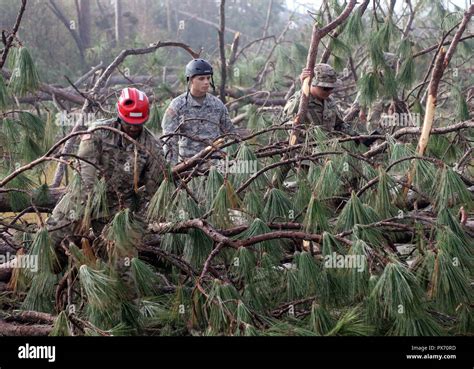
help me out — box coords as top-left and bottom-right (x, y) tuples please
(115, 0), (123, 46)
(218, 0), (227, 103)
(78, 0), (92, 49)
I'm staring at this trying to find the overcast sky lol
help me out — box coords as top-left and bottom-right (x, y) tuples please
(285, 0), (471, 14)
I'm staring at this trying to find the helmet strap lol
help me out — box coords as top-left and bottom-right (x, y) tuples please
(210, 75), (216, 93)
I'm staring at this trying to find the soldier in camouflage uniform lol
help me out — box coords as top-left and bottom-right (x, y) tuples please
(283, 63), (358, 137)
(47, 87), (166, 250)
(161, 59), (236, 166)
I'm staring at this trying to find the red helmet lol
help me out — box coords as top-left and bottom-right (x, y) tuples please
(117, 87), (149, 125)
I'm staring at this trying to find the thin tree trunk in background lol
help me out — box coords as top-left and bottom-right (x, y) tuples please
(256, 0), (273, 54)
(48, 0), (86, 65)
(0, 0), (27, 69)
(115, 0), (123, 46)
(166, 0), (172, 33)
(79, 0), (91, 48)
(218, 0), (227, 103)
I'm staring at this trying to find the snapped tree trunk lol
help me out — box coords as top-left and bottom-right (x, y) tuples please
(289, 0), (357, 145)
(403, 4), (473, 198)
(218, 0), (227, 103)
(77, 0), (92, 49)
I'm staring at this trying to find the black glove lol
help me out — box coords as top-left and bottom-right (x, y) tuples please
(361, 130), (381, 147)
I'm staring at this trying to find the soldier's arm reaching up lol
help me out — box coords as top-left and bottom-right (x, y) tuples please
(142, 135), (166, 201)
(161, 102), (180, 165)
(76, 132), (102, 193)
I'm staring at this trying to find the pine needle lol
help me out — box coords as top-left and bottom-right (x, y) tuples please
(235, 218), (282, 261)
(183, 228), (213, 268)
(92, 177), (109, 218)
(309, 302), (334, 335)
(0, 74), (9, 110)
(432, 165), (472, 210)
(131, 257), (160, 297)
(263, 188), (293, 222)
(243, 190), (264, 219)
(397, 55), (415, 88)
(374, 168), (398, 218)
(369, 262), (425, 322)
(296, 251), (320, 296)
(344, 11), (363, 44)
(146, 177), (176, 221)
(19, 112), (45, 140)
(357, 71), (380, 108)
(210, 179), (241, 229)
(346, 239), (370, 300)
(303, 195), (329, 233)
(430, 249), (472, 314)
(79, 265), (122, 310)
(9, 46), (40, 96)
(49, 311), (71, 336)
(327, 307), (373, 336)
(21, 272), (57, 313)
(205, 166), (224, 210)
(231, 246), (256, 282)
(29, 228), (59, 274)
(106, 208), (143, 256)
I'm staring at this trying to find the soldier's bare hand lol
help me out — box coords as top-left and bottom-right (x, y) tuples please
(299, 68), (311, 83)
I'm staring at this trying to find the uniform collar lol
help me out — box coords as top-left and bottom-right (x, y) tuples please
(112, 120), (148, 148)
(188, 93), (209, 107)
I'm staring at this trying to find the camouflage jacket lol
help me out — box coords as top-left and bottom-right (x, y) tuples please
(283, 89), (357, 136)
(161, 92), (236, 165)
(75, 118), (166, 209)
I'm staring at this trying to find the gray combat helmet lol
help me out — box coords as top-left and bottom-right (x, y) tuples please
(311, 63), (337, 88)
(185, 59), (213, 79)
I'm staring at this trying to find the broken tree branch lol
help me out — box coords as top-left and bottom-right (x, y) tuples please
(0, 0), (27, 69)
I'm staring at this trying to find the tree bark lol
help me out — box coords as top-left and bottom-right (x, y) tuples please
(289, 0), (357, 146)
(403, 5), (473, 198)
(0, 320), (52, 336)
(77, 0), (92, 48)
(218, 0), (227, 103)
(0, 0), (27, 69)
(115, 0), (123, 46)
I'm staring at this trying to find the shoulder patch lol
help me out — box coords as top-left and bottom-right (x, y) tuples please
(165, 107), (177, 118)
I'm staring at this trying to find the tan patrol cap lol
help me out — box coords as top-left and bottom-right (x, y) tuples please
(312, 63), (337, 88)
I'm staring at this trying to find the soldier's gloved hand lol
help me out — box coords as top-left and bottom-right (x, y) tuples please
(209, 151), (227, 161)
(299, 68), (312, 83)
(360, 130), (381, 147)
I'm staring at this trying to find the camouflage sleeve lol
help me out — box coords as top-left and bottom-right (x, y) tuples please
(161, 101), (180, 165)
(367, 101), (384, 133)
(282, 90), (301, 122)
(76, 132), (101, 193)
(143, 138), (166, 201)
(334, 104), (358, 136)
(220, 105), (236, 135)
